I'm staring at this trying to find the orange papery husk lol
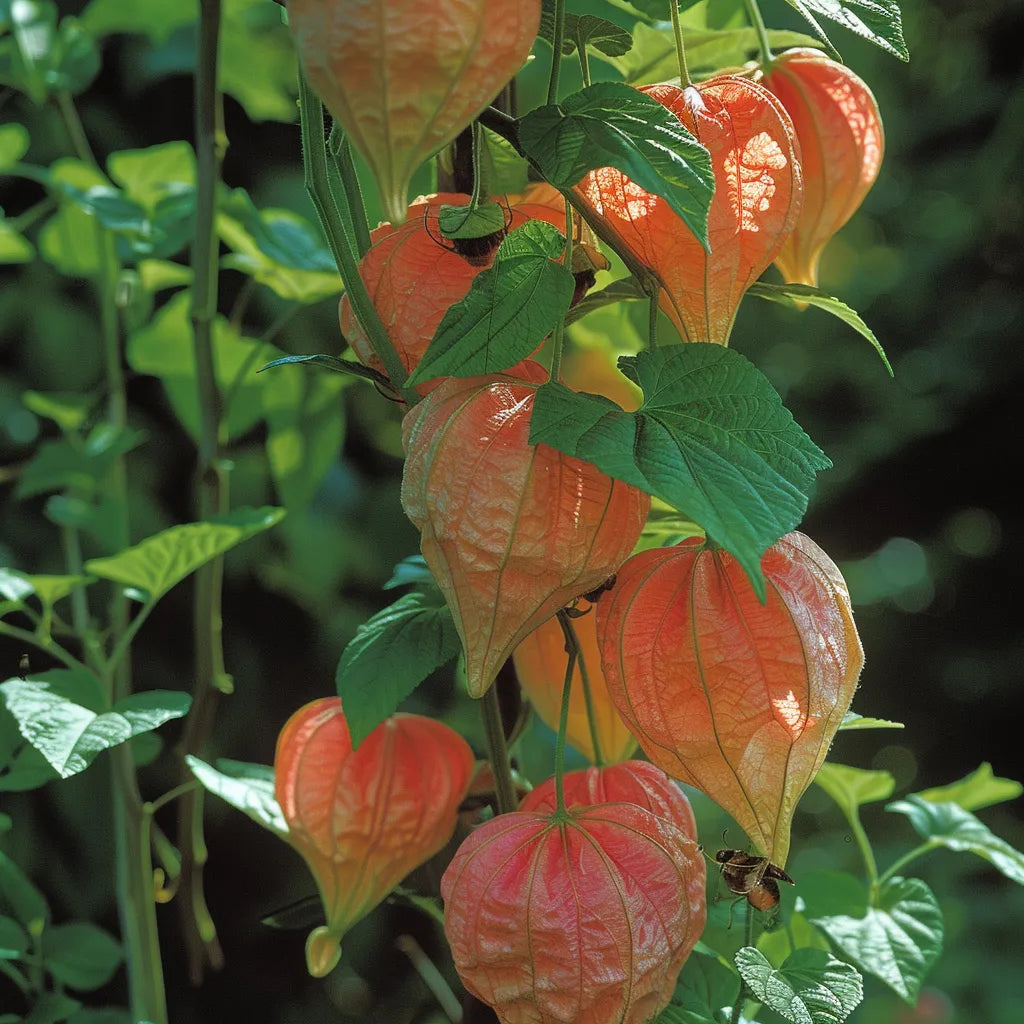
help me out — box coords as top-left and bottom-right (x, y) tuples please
(274, 698), (475, 976)
(339, 192), (570, 395)
(401, 362), (651, 699)
(597, 532), (863, 868)
(288, 0), (541, 226)
(519, 762), (699, 845)
(578, 77), (802, 345)
(441, 804), (706, 1024)
(512, 611), (639, 764)
(761, 48), (884, 287)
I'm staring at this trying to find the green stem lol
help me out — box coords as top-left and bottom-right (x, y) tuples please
(575, 630), (604, 767)
(10, 195), (56, 232)
(576, 29), (592, 88)
(328, 125), (372, 258)
(297, 71), (412, 401)
(0, 623), (87, 674)
(395, 935), (463, 1024)
(554, 611), (581, 815)
(481, 685), (517, 815)
(547, 0), (566, 104)
(848, 806), (880, 887)
(178, 0), (228, 984)
(648, 286), (660, 348)
(877, 840), (938, 887)
(742, 0), (774, 64)
(669, 2), (693, 88)
(729, 903), (755, 1024)
(55, 90), (95, 165)
(548, 196), (574, 384)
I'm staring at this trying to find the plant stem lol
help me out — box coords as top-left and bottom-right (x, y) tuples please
(575, 628), (604, 767)
(742, 0), (774, 65)
(547, 0), (566, 104)
(0, 623), (88, 674)
(576, 29), (592, 88)
(328, 126), (372, 258)
(178, 0), (228, 983)
(55, 90), (95, 165)
(729, 903), (755, 1024)
(648, 287), (660, 348)
(848, 806), (880, 887)
(548, 197), (574, 384)
(669, 2), (693, 89)
(297, 70), (412, 401)
(481, 685), (517, 815)
(554, 611), (581, 815)
(877, 840), (938, 887)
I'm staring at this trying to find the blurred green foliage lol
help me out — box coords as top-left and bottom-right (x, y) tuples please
(1, 0), (1022, 1022)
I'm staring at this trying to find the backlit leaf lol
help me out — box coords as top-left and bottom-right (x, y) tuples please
(838, 711), (904, 731)
(912, 763), (1022, 811)
(186, 755), (287, 835)
(813, 761), (895, 828)
(783, 0), (908, 61)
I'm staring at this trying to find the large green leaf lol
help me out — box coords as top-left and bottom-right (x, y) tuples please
(42, 922), (122, 991)
(735, 947), (863, 1024)
(84, 506), (285, 603)
(813, 761), (895, 829)
(529, 344), (830, 597)
(655, 948), (740, 1023)
(539, 11), (633, 57)
(809, 876), (942, 1003)
(607, 22), (822, 84)
(0, 706), (58, 792)
(80, 0), (195, 43)
(0, 673), (191, 780)
(783, 1), (908, 61)
(518, 82), (714, 250)
(407, 222), (574, 386)
(746, 283), (892, 375)
(886, 795), (1024, 886)
(912, 762), (1022, 811)
(186, 756), (286, 836)
(336, 591), (461, 749)
(0, 849), (49, 930)
(37, 158), (109, 278)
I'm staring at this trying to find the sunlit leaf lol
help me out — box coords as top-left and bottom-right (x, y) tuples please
(539, 11), (633, 57)
(809, 876), (942, 1003)
(408, 221), (574, 385)
(219, 0), (297, 123)
(886, 795), (1024, 886)
(5, 0), (56, 103)
(21, 390), (95, 432)
(0, 216), (35, 263)
(84, 506), (285, 602)
(186, 755), (287, 835)
(437, 201), (507, 240)
(0, 124), (30, 168)
(912, 762), (1022, 811)
(735, 946), (863, 1023)
(48, 17), (100, 94)
(42, 922), (122, 991)
(747, 283), (892, 375)
(813, 761), (895, 829)
(838, 711), (904, 731)
(37, 158), (109, 278)
(80, 0), (195, 43)
(655, 947), (740, 1023)
(783, 0), (908, 61)
(529, 345), (830, 596)
(336, 591), (461, 749)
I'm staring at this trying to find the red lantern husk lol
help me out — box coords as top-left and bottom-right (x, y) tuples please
(442, 803), (706, 1024)
(597, 532), (863, 867)
(401, 363), (650, 699)
(578, 77), (802, 346)
(762, 48), (884, 287)
(274, 698), (474, 975)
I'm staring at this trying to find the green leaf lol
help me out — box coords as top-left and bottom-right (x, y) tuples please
(23, 991), (82, 1024)
(437, 201), (507, 240)
(55, 183), (149, 237)
(838, 711), (904, 731)
(0, 705), (59, 791)
(218, 188), (341, 303)
(757, 910), (832, 967)
(813, 761), (895, 828)
(0, 914), (29, 959)
(0, 215), (35, 263)
(912, 762), (1022, 811)
(564, 275), (646, 327)
(336, 591), (461, 749)
(746, 283), (892, 375)
(21, 390), (95, 432)
(735, 946), (863, 1023)
(408, 221), (573, 385)
(219, 0), (297, 123)
(80, 0), (195, 43)
(138, 258), (193, 292)
(783, 1), (908, 61)
(262, 364), (346, 509)
(37, 158), (110, 278)
(42, 922), (122, 991)
(886, 795), (1024, 886)
(481, 127), (529, 195)
(539, 11), (633, 57)
(0, 569), (34, 603)
(126, 291), (283, 439)
(519, 82), (714, 250)
(798, 870), (870, 920)
(107, 141), (196, 208)
(607, 22), (822, 85)
(47, 17), (100, 94)
(84, 506), (285, 603)
(66, 1011), (132, 1024)
(4, 573), (92, 610)
(186, 755), (287, 835)
(6, 0), (56, 103)
(0, 124), (30, 168)
(0, 848), (49, 930)
(529, 344), (830, 597)
(383, 555), (435, 591)
(809, 876), (942, 1003)
(658, 948), (740, 1023)
(259, 353), (385, 385)
(0, 673), (191, 779)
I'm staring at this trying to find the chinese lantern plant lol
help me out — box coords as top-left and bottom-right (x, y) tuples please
(274, 697), (475, 976)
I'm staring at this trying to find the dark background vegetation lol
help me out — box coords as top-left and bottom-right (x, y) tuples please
(1, 0), (1022, 1021)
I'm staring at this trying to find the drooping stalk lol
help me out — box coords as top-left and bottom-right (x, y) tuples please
(553, 610), (581, 815)
(742, 0), (774, 65)
(178, 0), (228, 983)
(481, 686), (517, 815)
(575, 27), (592, 88)
(669, 1), (693, 89)
(574, 631), (605, 767)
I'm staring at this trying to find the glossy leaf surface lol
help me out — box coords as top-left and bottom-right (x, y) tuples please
(597, 532), (863, 866)
(782, 1), (908, 61)
(275, 699), (474, 976)
(442, 803), (706, 1024)
(402, 364), (650, 698)
(762, 49), (884, 288)
(288, 0), (541, 225)
(512, 612), (638, 764)
(578, 77), (801, 345)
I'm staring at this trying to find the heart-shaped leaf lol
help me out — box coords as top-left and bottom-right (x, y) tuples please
(783, 0), (908, 61)
(539, 11), (633, 57)
(912, 763), (1023, 811)
(186, 756), (287, 835)
(813, 761), (895, 830)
